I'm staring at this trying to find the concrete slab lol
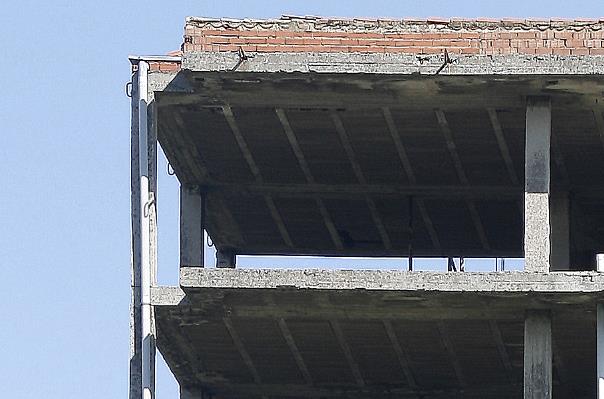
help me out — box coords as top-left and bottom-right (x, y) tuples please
(174, 268), (604, 293)
(153, 273), (599, 398)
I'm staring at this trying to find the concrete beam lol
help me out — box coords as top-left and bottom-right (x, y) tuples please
(177, 268), (604, 292)
(330, 111), (392, 250)
(181, 381), (520, 398)
(216, 248), (236, 268)
(435, 109), (490, 252)
(523, 310), (552, 399)
(437, 321), (466, 388)
(489, 320), (515, 383)
(180, 386), (202, 399)
(278, 318), (314, 385)
(208, 182), (521, 199)
(383, 107), (441, 252)
(222, 106), (294, 249)
(524, 97), (551, 272)
(180, 184), (204, 268)
(182, 52), (604, 75)
(382, 320), (417, 390)
(275, 108), (343, 250)
(330, 320), (365, 387)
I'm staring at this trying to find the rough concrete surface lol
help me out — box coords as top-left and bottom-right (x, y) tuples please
(183, 52), (604, 75)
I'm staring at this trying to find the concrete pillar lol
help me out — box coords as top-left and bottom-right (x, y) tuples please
(524, 97), (552, 272)
(550, 193), (570, 271)
(216, 248), (236, 268)
(180, 386), (202, 399)
(524, 310), (552, 399)
(180, 184), (205, 268)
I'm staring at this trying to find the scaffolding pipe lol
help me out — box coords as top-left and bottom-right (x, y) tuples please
(598, 254), (604, 399)
(135, 60), (154, 399)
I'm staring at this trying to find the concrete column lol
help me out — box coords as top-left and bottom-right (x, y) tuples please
(524, 310), (552, 399)
(524, 97), (552, 272)
(180, 184), (205, 268)
(180, 386), (202, 399)
(216, 248), (236, 268)
(550, 193), (570, 271)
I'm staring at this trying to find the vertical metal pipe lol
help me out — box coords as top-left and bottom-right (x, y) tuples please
(136, 60), (154, 399)
(597, 255), (604, 398)
(408, 196), (414, 271)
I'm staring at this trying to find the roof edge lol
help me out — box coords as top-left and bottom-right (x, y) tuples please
(185, 15), (604, 31)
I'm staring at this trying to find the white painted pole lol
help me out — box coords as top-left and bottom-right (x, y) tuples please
(137, 60), (154, 399)
(597, 254), (604, 399)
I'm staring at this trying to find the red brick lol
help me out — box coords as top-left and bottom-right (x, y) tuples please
(552, 48), (571, 55)
(159, 62), (181, 72)
(228, 37), (250, 45)
(515, 31), (538, 39)
(382, 46), (422, 53)
(206, 36), (230, 44)
(572, 31), (589, 39)
(266, 38), (286, 45)
(554, 31), (574, 39)
(386, 33), (425, 39)
(348, 46), (384, 53)
(319, 38), (342, 45)
(539, 30), (556, 39)
(344, 32), (385, 39)
(313, 31), (347, 38)
(421, 47), (445, 54)
(217, 44), (258, 52)
(566, 39), (586, 47)
(571, 47), (590, 55)
(436, 32), (461, 39)
(241, 30), (277, 37)
(284, 37), (306, 45)
(460, 47), (480, 54)
(590, 48), (604, 55)
(460, 32), (481, 39)
(432, 39), (471, 47)
(498, 47), (519, 54)
(585, 40), (600, 48)
(256, 45), (297, 52)
(492, 39), (511, 48)
(590, 31), (604, 39)
(534, 47), (553, 55)
(201, 29), (242, 36)
(241, 37), (268, 44)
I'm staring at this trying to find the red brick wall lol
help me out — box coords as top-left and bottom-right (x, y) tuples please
(183, 16), (604, 56)
(148, 60), (181, 72)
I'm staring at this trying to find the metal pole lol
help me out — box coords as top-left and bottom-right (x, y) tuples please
(597, 254), (604, 398)
(136, 60), (154, 399)
(408, 196), (413, 271)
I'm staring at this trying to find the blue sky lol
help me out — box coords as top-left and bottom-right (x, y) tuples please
(1, 1), (601, 398)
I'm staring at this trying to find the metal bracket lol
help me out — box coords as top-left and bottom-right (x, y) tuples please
(143, 192), (155, 218)
(435, 49), (455, 75)
(231, 47), (250, 71)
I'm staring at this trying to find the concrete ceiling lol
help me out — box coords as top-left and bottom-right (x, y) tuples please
(156, 286), (597, 399)
(157, 72), (604, 263)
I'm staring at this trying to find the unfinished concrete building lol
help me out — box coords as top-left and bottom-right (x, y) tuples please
(129, 16), (604, 399)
